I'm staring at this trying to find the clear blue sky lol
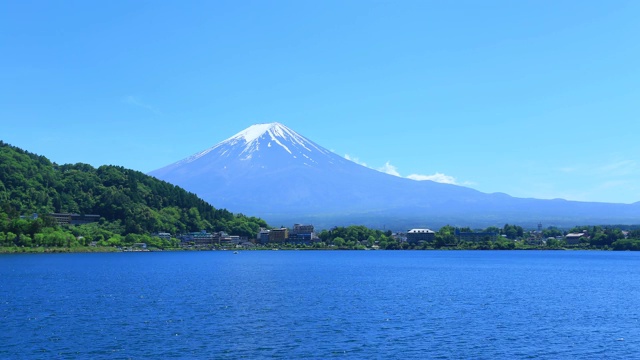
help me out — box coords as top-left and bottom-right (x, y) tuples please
(1, 1), (639, 204)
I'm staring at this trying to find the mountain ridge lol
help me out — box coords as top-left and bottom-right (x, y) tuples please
(149, 123), (640, 229)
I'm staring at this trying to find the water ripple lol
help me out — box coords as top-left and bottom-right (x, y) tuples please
(0, 251), (638, 359)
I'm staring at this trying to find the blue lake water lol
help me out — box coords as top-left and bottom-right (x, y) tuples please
(1, 250), (639, 359)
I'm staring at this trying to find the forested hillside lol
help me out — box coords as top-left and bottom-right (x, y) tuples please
(0, 141), (267, 239)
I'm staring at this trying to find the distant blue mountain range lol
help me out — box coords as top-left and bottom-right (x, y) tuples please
(149, 123), (640, 229)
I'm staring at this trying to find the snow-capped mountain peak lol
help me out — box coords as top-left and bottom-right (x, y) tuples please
(223, 122), (329, 156)
(166, 122), (336, 167)
(228, 122), (288, 143)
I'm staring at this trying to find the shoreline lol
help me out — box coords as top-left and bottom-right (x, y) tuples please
(0, 245), (611, 254)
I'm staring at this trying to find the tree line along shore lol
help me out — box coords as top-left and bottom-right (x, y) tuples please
(2, 215), (640, 253)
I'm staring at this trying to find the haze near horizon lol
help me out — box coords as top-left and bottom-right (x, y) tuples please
(1, 1), (639, 204)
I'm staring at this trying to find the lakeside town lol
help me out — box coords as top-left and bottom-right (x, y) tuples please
(156, 223), (636, 250)
(4, 212), (635, 253)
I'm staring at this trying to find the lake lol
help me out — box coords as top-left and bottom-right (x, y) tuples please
(1, 250), (639, 359)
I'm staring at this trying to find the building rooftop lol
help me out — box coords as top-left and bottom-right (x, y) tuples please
(408, 229), (435, 234)
(566, 233), (586, 237)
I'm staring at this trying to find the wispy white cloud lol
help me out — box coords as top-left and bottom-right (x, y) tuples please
(597, 159), (638, 176)
(380, 161), (466, 185)
(378, 161), (400, 177)
(343, 155), (467, 185)
(560, 159), (638, 176)
(599, 180), (632, 190)
(529, 158), (640, 203)
(124, 96), (163, 115)
(407, 172), (458, 184)
(344, 154), (367, 167)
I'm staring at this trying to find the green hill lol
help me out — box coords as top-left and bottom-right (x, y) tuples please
(0, 141), (267, 249)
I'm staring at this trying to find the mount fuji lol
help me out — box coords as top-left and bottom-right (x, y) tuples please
(149, 123), (640, 229)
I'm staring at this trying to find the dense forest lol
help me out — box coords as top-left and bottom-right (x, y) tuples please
(0, 141), (267, 249)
